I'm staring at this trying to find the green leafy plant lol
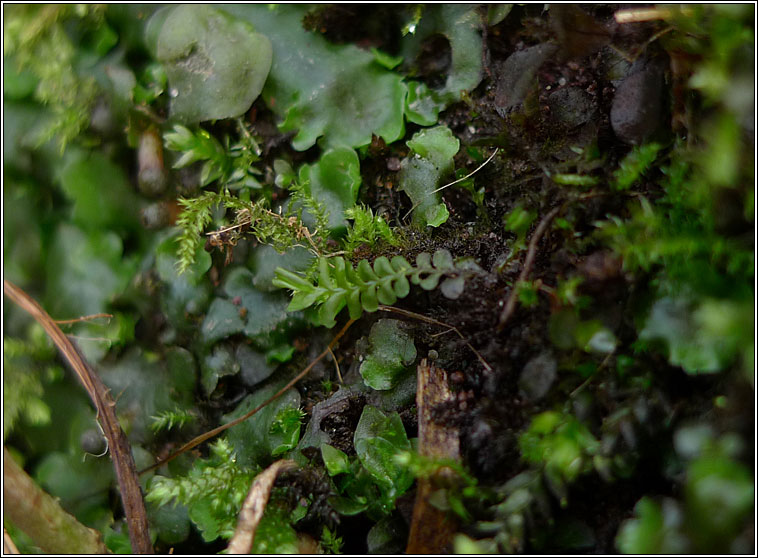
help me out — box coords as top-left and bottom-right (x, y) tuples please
(616, 425), (753, 553)
(399, 125), (459, 227)
(319, 526), (344, 554)
(150, 408), (196, 433)
(515, 280), (541, 308)
(400, 4), (484, 104)
(268, 406), (306, 456)
(146, 438), (255, 542)
(321, 406), (413, 520)
(272, 249), (474, 327)
(359, 319), (417, 390)
(293, 146), (361, 232)
(223, 382), (301, 468)
(174, 190), (315, 274)
(519, 411), (601, 505)
(200, 267), (302, 350)
(393, 450), (480, 521)
(343, 205), (398, 254)
(164, 121), (262, 189)
(3, 326), (59, 439)
(612, 142), (663, 191)
(223, 4), (406, 150)
(503, 205), (537, 257)
(148, 4), (272, 123)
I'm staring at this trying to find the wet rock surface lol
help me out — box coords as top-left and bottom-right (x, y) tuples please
(548, 86), (596, 129)
(610, 57), (667, 144)
(494, 43), (559, 115)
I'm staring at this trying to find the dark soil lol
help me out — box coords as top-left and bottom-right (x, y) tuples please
(233, 4), (703, 553)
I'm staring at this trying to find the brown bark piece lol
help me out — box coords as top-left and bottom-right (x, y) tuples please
(3, 281), (153, 554)
(405, 359), (461, 554)
(227, 459), (297, 554)
(4, 447), (110, 554)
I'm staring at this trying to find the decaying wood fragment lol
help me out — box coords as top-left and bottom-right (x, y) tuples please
(227, 459), (297, 554)
(405, 359), (461, 554)
(3, 280), (153, 554)
(4, 448), (110, 554)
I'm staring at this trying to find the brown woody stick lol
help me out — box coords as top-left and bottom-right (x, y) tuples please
(406, 360), (461, 554)
(3, 280), (153, 554)
(4, 448), (110, 554)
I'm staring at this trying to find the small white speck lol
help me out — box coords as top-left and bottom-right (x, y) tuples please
(546, 85), (552, 90)
(468, 125), (476, 134)
(558, 77), (567, 86)
(169, 88), (179, 98)
(498, 300), (504, 307)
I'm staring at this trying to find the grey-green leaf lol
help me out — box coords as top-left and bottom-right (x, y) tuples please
(153, 5), (272, 123)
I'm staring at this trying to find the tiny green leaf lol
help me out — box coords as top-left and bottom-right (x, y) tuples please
(321, 443), (351, 476)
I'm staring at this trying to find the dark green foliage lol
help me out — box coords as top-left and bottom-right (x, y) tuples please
(519, 411), (600, 504)
(224, 4), (407, 151)
(150, 408), (196, 433)
(319, 526), (344, 554)
(399, 125), (459, 227)
(3, 325), (59, 439)
(503, 205), (536, 256)
(149, 5), (272, 123)
(3, 4), (753, 555)
(616, 425), (753, 553)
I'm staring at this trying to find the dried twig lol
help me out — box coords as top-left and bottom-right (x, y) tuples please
(377, 305), (492, 373)
(496, 206), (561, 331)
(615, 6), (691, 24)
(3, 280), (153, 554)
(4, 448), (110, 554)
(326, 345), (343, 384)
(139, 318), (356, 474)
(53, 312), (113, 325)
(227, 459), (297, 554)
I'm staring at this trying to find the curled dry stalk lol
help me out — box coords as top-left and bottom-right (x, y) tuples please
(3, 280), (153, 554)
(227, 459), (297, 554)
(139, 318), (356, 475)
